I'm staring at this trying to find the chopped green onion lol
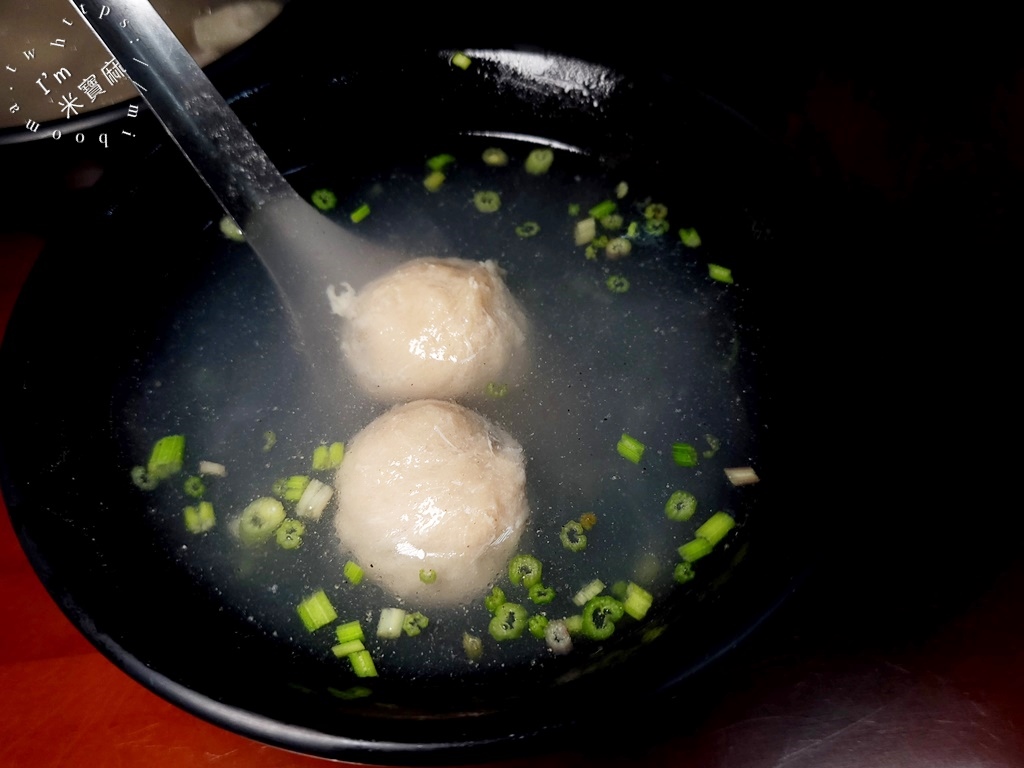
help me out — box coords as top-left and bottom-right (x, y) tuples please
(488, 603), (527, 640)
(312, 445), (330, 471)
(695, 511), (736, 547)
(579, 512), (597, 531)
(403, 611), (430, 637)
(575, 217), (596, 246)
(485, 381), (509, 398)
(678, 538), (713, 563)
(644, 219), (670, 236)
(219, 215), (244, 241)
(336, 621), (365, 644)
(615, 181), (629, 199)
(644, 203), (669, 220)
(708, 263), (734, 283)
(427, 153), (456, 171)
(573, 579), (605, 607)
(606, 275), (630, 293)
(623, 582), (653, 620)
(349, 203), (371, 223)
(348, 649), (378, 678)
(238, 497), (286, 546)
(563, 614), (584, 634)
(295, 478), (333, 521)
(664, 490), (698, 522)
(508, 554), (543, 588)
(311, 189), (337, 211)
(312, 442), (343, 471)
(525, 148), (554, 175)
(343, 560), (364, 585)
(528, 614), (549, 639)
(198, 460), (226, 477)
(377, 607), (406, 639)
(296, 589), (337, 632)
(262, 430), (277, 452)
(581, 596), (625, 640)
(703, 433), (721, 459)
(184, 501), (215, 533)
(544, 619), (573, 655)
(484, 586), (506, 614)
(463, 632), (483, 661)
(183, 475), (205, 498)
(130, 466), (158, 491)
(584, 245), (598, 260)
(605, 237), (632, 260)
(674, 562), (696, 584)
(679, 227), (702, 247)
(423, 170), (446, 192)
(451, 51), (472, 70)
(275, 518), (305, 550)
(626, 220), (640, 238)
(147, 435), (185, 482)
(616, 433), (645, 463)
(515, 221), (540, 237)
(473, 190), (501, 213)
(272, 475), (310, 503)
(560, 520), (587, 552)
(588, 200), (617, 219)
(419, 568), (438, 584)
(482, 147), (508, 166)
(331, 640), (365, 658)
(568, 203), (581, 217)
(725, 466), (760, 486)
(600, 213), (624, 230)
(529, 583), (556, 605)
(672, 442), (699, 467)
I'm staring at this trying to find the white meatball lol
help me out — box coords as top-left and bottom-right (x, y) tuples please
(334, 400), (529, 607)
(331, 257), (528, 401)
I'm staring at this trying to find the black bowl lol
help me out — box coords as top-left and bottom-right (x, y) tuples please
(0, 42), (808, 764)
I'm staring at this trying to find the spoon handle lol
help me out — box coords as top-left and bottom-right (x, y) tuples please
(68, 0), (296, 226)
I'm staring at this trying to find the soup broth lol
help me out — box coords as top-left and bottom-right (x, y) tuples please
(114, 136), (764, 692)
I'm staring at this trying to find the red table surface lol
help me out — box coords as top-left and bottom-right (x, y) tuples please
(4, 229), (1024, 768)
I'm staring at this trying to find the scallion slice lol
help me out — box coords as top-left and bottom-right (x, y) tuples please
(296, 590), (337, 632)
(525, 148), (554, 175)
(617, 433), (645, 463)
(311, 189), (337, 211)
(295, 478), (333, 521)
(238, 497), (286, 546)
(573, 579), (605, 607)
(482, 147), (508, 166)
(275, 518), (305, 550)
(183, 475), (205, 499)
(508, 554), (543, 588)
(484, 586), (506, 614)
(336, 621), (365, 644)
(560, 520), (587, 552)
(184, 501), (215, 533)
(343, 560), (364, 585)
(678, 538), (713, 563)
(581, 596), (625, 640)
(622, 582), (653, 620)
(376, 608), (406, 639)
(708, 263), (733, 283)
(403, 611), (429, 637)
(672, 442), (698, 467)
(423, 170), (446, 192)
(544, 619), (573, 655)
(463, 633), (483, 661)
(488, 603), (527, 641)
(695, 511), (736, 547)
(674, 562), (696, 584)
(419, 568), (438, 584)
(451, 51), (472, 70)
(147, 435), (185, 482)
(664, 490), (698, 522)
(473, 190), (501, 213)
(427, 153), (456, 171)
(349, 204), (371, 223)
(348, 650), (378, 678)
(725, 467), (760, 486)
(528, 583), (556, 605)
(679, 227), (702, 247)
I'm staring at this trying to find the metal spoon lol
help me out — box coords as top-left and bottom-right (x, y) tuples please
(68, 0), (394, 377)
